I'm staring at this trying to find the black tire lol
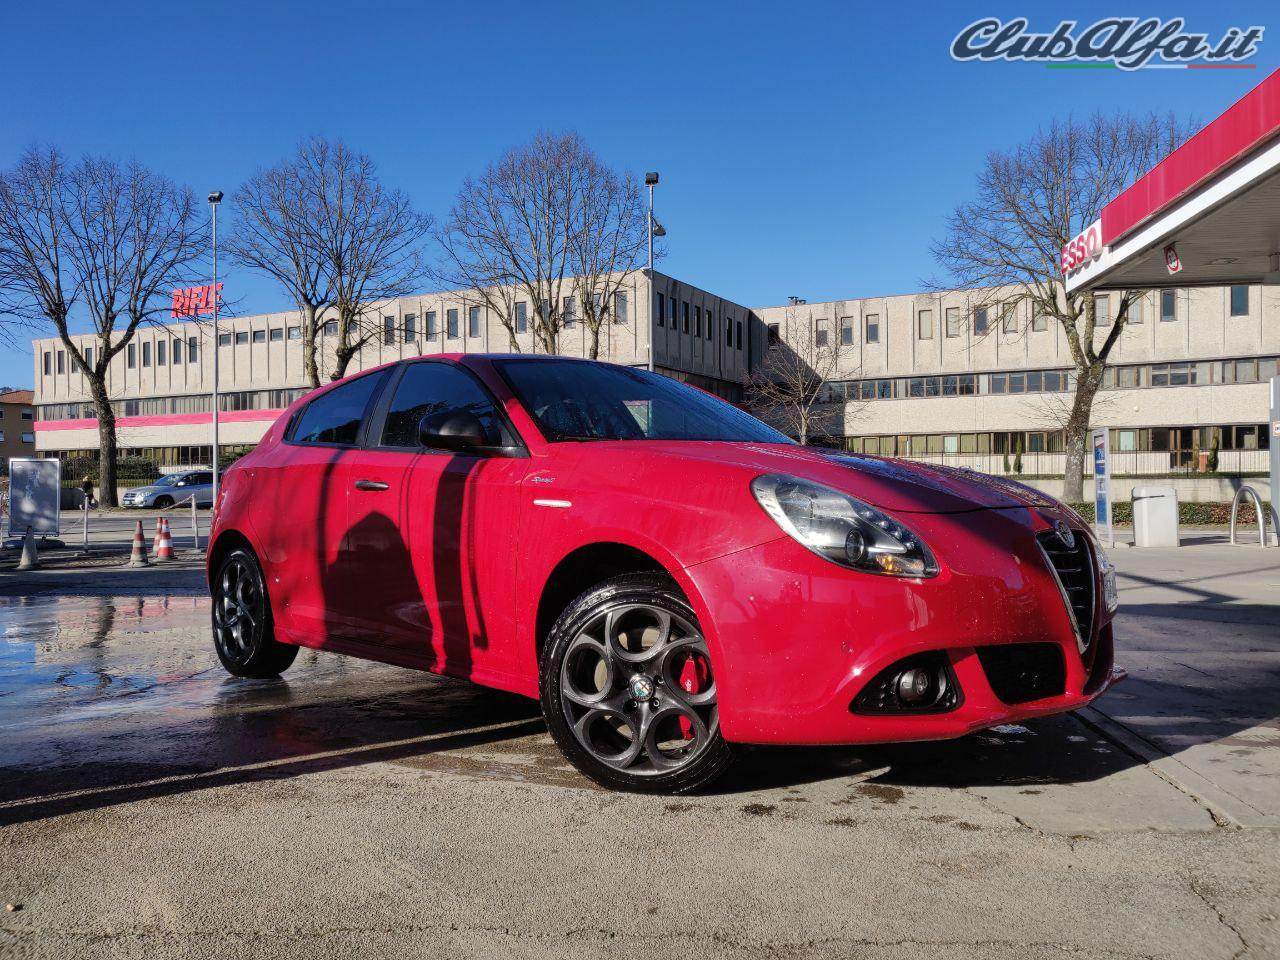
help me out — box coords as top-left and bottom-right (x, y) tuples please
(211, 547), (298, 678)
(153, 496), (174, 509)
(540, 572), (733, 794)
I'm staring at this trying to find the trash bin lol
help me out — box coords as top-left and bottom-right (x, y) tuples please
(1132, 485), (1179, 547)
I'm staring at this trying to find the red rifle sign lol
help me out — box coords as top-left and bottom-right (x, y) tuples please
(171, 283), (223, 318)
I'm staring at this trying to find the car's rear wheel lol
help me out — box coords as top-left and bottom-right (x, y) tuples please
(540, 572), (732, 793)
(211, 547), (298, 678)
(154, 495), (174, 509)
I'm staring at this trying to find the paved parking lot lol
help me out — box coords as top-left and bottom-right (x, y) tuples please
(1, 540), (1277, 960)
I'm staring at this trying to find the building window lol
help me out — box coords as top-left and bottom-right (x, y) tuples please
(57, 349), (66, 374)
(1128, 296), (1143, 324)
(1002, 303), (1017, 333)
(157, 340), (167, 365)
(1160, 289), (1177, 321)
(1030, 307), (1047, 332)
(614, 292), (628, 324)
(973, 307), (988, 335)
(840, 317), (854, 345)
(142, 342), (152, 367)
(865, 314), (880, 344)
(1094, 295), (1111, 326)
(85, 346), (94, 369)
(21, 432), (33, 444)
(694, 305), (702, 337)
(170, 340), (181, 363)
(1230, 285), (1249, 317)
(270, 327), (284, 342)
(736, 320), (743, 350)
(562, 297), (575, 329)
(767, 323), (780, 346)
(725, 315), (733, 346)
(814, 322), (829, 347)
(322, 320), (338, 337)
(252, 329), (266, 344)
(682, 301), (690, 334)
(403, 314), (415, 342)
(655, 292), (665, 328)
(287, 326), (301, 340)
(383, 315), (395, 345)
(917, 309), (933, 340)
(425, 311), (438, 338)
(127, 343), (136, 368)
(446, 308), (459, 338)
(188, 337), (199, 362)
(469, 305), (482, 337)
(42, 352), (51, 375)
(514, 303), (527, 334)
(234, 331), (248, 345)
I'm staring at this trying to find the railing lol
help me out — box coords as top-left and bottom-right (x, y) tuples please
(875, 449), (1269, 477)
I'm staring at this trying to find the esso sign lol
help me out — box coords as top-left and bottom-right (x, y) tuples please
(1060, 221), (1102, 274)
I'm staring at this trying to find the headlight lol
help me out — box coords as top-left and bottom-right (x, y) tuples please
(751, 474), (938, 578)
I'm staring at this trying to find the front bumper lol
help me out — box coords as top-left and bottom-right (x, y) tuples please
(684, 506), (1118, 746)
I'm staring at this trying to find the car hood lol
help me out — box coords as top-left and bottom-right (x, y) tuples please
(598, 442), (1057, 514)
(123, 485), (163, 496)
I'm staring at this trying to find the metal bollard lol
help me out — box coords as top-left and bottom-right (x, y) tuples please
(82, 496), (90, 554)
(190, 495), (200, 552)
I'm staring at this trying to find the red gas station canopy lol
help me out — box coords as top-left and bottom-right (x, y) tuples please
(1066, 67), (1280, 292)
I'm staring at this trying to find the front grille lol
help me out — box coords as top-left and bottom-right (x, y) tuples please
(1036, 528), (1096, 652)
(976, 643), (1066, 704)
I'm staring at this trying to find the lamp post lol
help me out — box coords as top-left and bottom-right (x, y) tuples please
(208, 190), (223, 506)
(645, 172), (660, 372)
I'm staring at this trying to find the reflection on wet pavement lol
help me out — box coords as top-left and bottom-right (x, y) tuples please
(1, 592), (1213, 834)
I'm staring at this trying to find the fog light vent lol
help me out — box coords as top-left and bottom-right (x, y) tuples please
(975, 643), (1066, 704)
(851, 651), (961, 715)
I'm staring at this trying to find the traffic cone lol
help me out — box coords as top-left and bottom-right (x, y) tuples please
(16, 526), (39, 571)
(127, 520), (150, 567)
(154, 517), (174, 562)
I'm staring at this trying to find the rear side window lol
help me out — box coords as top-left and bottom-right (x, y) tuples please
(380, 362), (513, 448)
(191, 472), (213, 485)
(291, 371), (388, 446)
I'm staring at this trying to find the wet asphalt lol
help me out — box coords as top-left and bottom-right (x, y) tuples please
(0, 544), (1277, 960)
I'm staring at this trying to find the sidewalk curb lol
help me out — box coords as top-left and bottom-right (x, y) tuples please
(1076, 706), (1273, 829)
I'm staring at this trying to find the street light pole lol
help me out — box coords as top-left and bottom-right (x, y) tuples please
(645, 172), (659, 372)
(208, 190), (223, 506)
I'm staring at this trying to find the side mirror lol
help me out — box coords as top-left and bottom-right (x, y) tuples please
(418, 411), (489, 453)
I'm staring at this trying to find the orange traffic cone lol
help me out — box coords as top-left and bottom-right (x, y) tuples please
(154, 517), (175, 562)
(127, 520), (150, 567)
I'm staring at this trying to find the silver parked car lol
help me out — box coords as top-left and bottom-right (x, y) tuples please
(121, 470), (214, 509)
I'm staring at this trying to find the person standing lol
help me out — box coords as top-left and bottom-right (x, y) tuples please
(80, 474), (96, 510)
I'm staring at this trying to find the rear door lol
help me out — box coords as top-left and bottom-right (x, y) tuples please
(339, 361), (529, 682)
(253, 369), (391, 646)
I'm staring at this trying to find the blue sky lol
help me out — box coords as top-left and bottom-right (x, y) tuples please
(1, 1), (1275, 388)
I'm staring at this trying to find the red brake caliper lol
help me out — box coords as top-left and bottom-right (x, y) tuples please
(677, 655), (710, 740)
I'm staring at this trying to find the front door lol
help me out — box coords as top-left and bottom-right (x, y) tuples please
(339, 361), (529, 684)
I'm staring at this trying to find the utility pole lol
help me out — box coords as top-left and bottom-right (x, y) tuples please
(208, 190), (223, 506)
(645, 172), (660, 372)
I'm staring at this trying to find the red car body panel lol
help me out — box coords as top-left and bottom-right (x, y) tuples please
(210, 355), (1119, 744)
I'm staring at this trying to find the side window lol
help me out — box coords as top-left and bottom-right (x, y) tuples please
(193, 472), (213, 485)
(380, 363), (511, 449)
(291, 370), (388, 446)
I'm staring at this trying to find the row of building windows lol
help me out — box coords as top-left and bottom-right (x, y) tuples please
(37, 388), (309, 421)
(777, 285), (1260, 348)
(0, 430), (36, 444)
(48, 444), (258, 468)
(654, 293), (745, 350)
(841, 423), (1272, 458)
(825, 355), (1280, 403)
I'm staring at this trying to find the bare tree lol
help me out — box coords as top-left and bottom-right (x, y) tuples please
(0, 147), (203, 506)
(224, 145), (332, 387)
(567, 155), (648, 359)
(746, 307), (855, 445)
(933, 112), (1189, 501)
(436, 131), (646, 356)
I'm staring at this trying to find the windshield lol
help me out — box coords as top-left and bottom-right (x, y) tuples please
(495, 359), (792, 444)
(153, 475), (179, 487)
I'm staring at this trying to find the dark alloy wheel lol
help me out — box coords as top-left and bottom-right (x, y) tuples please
(154, 495), (174, 509)
(211, 548), (298, 678)
(540, 572), (732, 793)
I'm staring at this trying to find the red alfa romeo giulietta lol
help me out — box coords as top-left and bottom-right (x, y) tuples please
(207, 355), (1121, 792)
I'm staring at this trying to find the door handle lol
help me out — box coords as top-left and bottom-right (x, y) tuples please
(354, 479), (390, 492)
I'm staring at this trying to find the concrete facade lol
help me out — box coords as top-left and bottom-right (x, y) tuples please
(0, 389), (37, 468)
(30, 274), (1277, 478)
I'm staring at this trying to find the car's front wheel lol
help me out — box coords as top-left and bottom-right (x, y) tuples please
(153, 495), (174, 509)
(540, 573), (732, 793)
(211, 547), (298, 678)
